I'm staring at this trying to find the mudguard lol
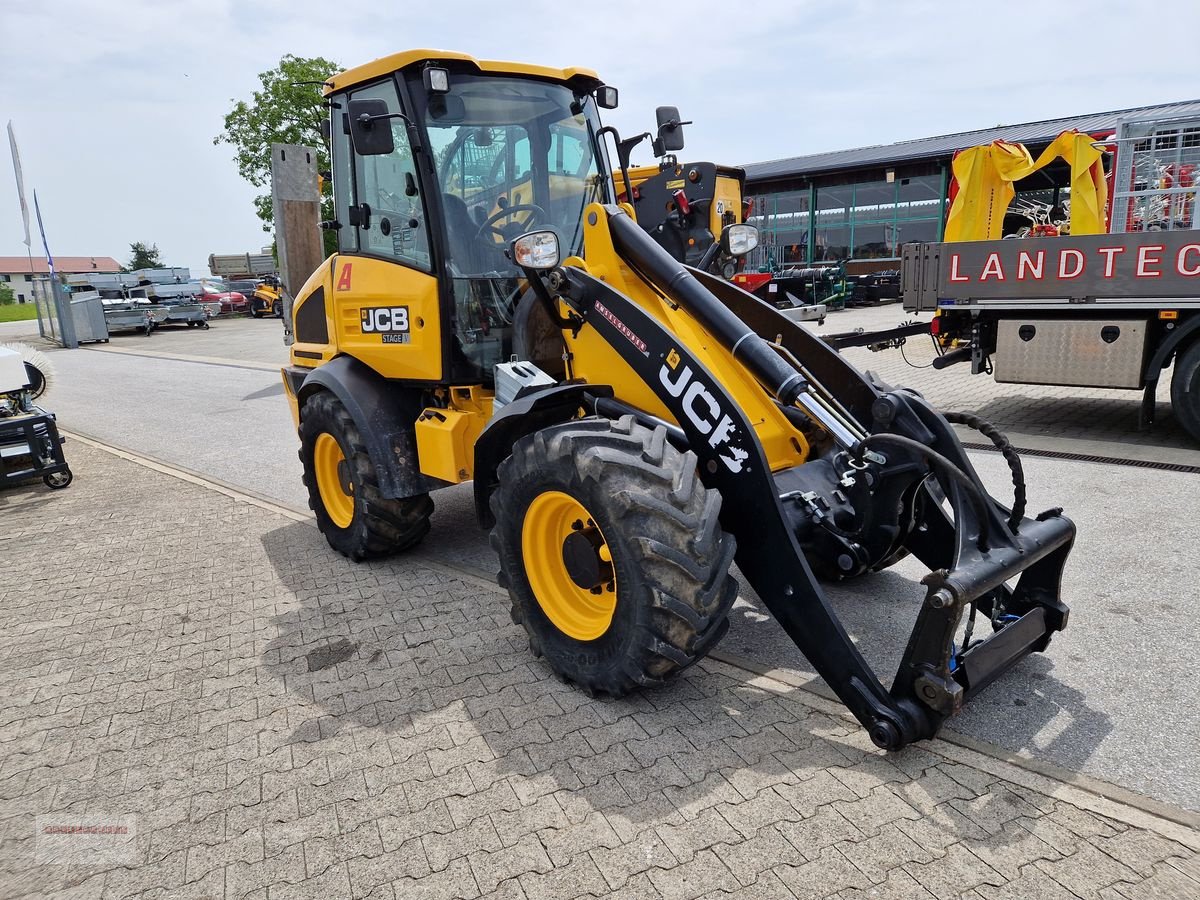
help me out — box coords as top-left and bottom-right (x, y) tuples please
(297, 356), (445, 499)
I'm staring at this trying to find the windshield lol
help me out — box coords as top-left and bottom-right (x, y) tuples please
(414, 71), (610, 382)
(420, 73), (608, 277)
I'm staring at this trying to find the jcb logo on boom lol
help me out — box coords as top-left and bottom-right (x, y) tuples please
(660, 349), (749, 474)
(360, 306), (409, 334)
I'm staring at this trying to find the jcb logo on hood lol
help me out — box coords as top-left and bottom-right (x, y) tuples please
(659, 354), (749, 474)
(361, 306), (409, 334)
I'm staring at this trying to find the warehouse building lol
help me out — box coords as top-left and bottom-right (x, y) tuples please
(743, 99), (1200, 274)
(0, 256), (122, 303)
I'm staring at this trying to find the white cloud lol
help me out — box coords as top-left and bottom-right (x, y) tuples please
(2, 0), (1195, 272)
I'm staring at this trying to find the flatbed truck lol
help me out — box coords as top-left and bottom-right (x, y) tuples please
(900, 229), (1200, 441)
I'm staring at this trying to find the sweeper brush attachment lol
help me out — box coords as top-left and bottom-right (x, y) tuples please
(2, 343), (55, 400)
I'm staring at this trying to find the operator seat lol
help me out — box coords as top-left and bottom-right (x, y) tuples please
(441, 193), (490, 274)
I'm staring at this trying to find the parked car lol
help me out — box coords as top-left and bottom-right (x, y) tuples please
(197, 280), (248, 314)
(225, 279), (259, 297)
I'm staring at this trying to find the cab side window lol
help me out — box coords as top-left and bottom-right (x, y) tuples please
(348, 80), (432, 271)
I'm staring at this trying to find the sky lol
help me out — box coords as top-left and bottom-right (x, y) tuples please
(2, 0), (1196, 275)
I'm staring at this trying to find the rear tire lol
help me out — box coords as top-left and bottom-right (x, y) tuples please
(490, 416), (738, 697)
(299, 392), (433, 560)
(1171, 339), (1200, 443)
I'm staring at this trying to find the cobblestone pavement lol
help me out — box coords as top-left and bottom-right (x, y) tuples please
(2, 445), (1197, 900)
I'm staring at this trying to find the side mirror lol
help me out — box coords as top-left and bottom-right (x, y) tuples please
(510, 230), (560, 270)
(655, 106), (689, 153)
(318, 118), (332, 150)
(720, 223), (759, 257)
(346, 98), (395, 156)
(596, 85), (618, 109)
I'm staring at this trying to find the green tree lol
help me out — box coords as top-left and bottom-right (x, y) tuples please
(124, 241), (163, 272)
(0, 282), (14, 306)
(216, 54), (339, 254)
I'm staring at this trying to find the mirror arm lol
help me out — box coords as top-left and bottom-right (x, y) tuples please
(522, 269), (582, 334)
(597, 126), (650, 207)
(356, 110), (412, 129)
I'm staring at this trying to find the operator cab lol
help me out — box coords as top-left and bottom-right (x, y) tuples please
(328, 58), (615, 383)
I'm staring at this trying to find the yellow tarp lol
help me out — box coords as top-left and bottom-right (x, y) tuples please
(943, 131), (1108, 242)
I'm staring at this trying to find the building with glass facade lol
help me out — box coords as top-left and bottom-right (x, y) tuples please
(741, 98), (1200, 274)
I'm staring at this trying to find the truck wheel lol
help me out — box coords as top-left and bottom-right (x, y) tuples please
(1171, 339), (1200, 442)
(490, 416), (738, 697)
(299, 392), (433, 560)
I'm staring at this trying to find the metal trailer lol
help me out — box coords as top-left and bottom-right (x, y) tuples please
(159, 300), (211, 328)
(901, 229), (1200, 440)
(102, 303), (161, 336)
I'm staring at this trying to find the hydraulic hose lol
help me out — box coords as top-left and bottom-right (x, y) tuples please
(943, 411), (1026, 532)
(853, 432), (993, 547)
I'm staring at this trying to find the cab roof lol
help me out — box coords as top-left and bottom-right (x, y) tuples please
(325, 49), (601, 94)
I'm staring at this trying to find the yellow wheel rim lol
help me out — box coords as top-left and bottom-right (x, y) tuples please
(314, 432), (354, 529)
(521, 491), (617, 641)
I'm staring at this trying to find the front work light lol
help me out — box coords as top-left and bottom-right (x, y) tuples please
(423, 66), (450, 94)
(721, 223), (759, 257)
(511, 231), (560, 270)
(596, 85), (618, 109)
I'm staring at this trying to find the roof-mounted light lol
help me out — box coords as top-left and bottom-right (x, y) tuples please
(423, 66), (450, 94)
(595, 85), (618, 109)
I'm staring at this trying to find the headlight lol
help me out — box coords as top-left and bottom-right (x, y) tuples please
(721, 223), (759, 257)
(510, 230), (561, 270)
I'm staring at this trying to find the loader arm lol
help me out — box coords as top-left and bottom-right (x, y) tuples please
(542, 204), (1075, 749)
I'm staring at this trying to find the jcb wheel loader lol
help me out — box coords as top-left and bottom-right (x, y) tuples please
(249, 275), (284, 318)
(282, 50), (1076, 749)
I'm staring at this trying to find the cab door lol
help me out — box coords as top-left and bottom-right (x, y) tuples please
(336, 78), (444, 382)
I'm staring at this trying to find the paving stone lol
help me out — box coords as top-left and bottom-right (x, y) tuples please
(697, 868), (798, 900)
(538, 810), (622, 866)
(516, 853), (608, 900)
(776, 770), (858, 818)
(838, 821), (934, 884)
(901, 842), (1005, 898)
(423, 815), (501, 872)
(716, 787), (804, 840)
(468, 833), (553, 894)
(1034, 844), (1141, 900)
(487, 794), (568, 848)
(658, 806), (744, 863)
(604, 790), (687, 843)
(964, 819), (1061, 880)
(225, 845), (307, 900)
(833, 785), (923, 838)
(347, 839), (431, 897)
(590, 830), (678, 890)
(714, 823), (806, 886)
(1115, 862), (1200, 900)
(838, 868), (938, 900)
(388, 856), (479, 900)
(648, 848), (740, 900)
(665, 772), (746, 821)
(779, 804), (866, 862)
(951, 786), (1044, 837)
(975, 863), (1083, 900)
(775, 845), (872, 899)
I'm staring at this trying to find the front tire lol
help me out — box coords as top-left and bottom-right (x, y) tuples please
(1171, 339), (1200, 443)
(490, 416), (738, 697)
(299, 392), (433, 560)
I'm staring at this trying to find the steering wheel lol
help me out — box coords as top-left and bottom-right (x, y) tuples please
(473, 203), (547, 251)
